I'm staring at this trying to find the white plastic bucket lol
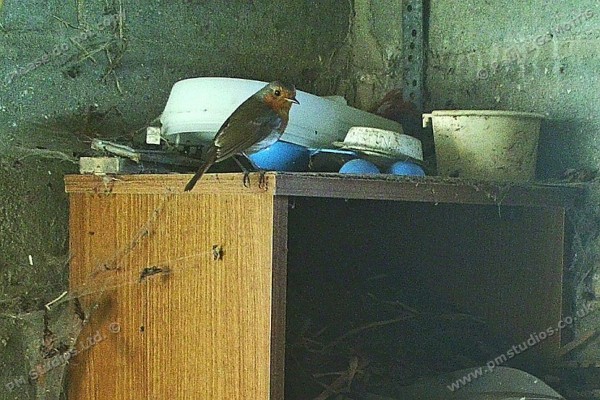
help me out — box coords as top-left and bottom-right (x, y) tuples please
(423, 110), (544, 182)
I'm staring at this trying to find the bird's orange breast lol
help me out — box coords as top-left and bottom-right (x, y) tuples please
(263, 93), (293, 120)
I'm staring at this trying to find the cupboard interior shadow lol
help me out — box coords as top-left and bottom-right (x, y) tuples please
(284, 197), (564, 398)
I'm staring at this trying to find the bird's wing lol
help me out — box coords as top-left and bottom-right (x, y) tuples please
(213, 100), (282, 162)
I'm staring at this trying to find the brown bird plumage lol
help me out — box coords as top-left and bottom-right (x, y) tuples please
(184, 81), (299, 191)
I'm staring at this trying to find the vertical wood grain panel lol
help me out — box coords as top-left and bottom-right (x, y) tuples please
(68, 188), (277, 400)
(68, 193), (149, 399)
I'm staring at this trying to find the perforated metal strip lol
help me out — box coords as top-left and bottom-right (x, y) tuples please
(402, 0), (424, 111)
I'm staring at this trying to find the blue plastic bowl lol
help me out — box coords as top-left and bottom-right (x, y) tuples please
(248, 141), (310, 171)
(387, 161), (425, 176)
(339, 159), (380, 174)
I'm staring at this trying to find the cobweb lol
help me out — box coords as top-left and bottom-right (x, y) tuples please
(2, 182), (598, 399)
(2, 195), (212, 399)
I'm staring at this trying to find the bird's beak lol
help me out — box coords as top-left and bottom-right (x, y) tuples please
(288, 96), (300, 105)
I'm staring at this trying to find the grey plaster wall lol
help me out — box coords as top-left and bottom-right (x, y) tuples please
(0, 1), (351, 398)
(427, 0), (600, 365)
(1, 0), (350, 143)
(426, 1), (600, 178)
(2, 0), (600, 396)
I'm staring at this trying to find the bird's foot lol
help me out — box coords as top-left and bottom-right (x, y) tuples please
(258, 170), (267, 189)
(243, 171), (251, 188)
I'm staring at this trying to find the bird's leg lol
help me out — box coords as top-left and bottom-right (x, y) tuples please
(232, 155), (252, 188)
(242, 152), (267, 189)
(258, 171), (267, 189)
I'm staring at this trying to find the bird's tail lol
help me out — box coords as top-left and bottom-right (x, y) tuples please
(184, 146), (218, 191)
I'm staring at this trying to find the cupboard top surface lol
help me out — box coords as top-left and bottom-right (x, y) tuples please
(64, 172), (581, 208)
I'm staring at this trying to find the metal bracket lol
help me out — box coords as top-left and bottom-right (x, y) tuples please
(402, 0), (424, 111)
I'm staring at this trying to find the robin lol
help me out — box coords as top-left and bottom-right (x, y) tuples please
(184, 81), (299, 191)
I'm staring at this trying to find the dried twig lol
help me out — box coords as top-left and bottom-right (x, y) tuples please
(14, 147), (78, 164)
(69, 37), (98, 63)
(52, 15), (78, 29)
(560, 328), (600, 357)
(324, 315), (415, 351)
(77, 0), (84, 26)
(45, 292), (68, 310)
(74, 41), (112, 64)
(117, 0), (124, 39)
(313, 356), (369, 400)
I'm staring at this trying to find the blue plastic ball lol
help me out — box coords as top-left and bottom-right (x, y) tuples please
(387, 161), (425, 176)
(339, 159), (380, 174)
(248, 141), (310, 171)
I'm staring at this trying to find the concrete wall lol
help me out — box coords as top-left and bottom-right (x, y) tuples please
(427, 0), (600, 178)
(1, 0), (350, 141)
(427, 0), (600, 362)
(0, 1), (353, 397)
(5, 0), (600, 396)
(0, 0), (409, 397)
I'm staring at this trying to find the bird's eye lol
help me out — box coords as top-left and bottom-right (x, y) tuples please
(274, 89), (281, 96)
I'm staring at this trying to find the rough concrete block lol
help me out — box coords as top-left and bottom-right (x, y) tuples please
(2, 0), (77, 31)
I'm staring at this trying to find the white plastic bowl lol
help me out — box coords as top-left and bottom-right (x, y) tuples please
(423, 110), (544, 182)
(334, 126), (423, 163)
(160, 77), (404, 149)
